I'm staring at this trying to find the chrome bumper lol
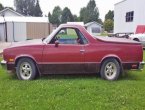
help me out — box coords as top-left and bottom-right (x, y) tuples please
(139, 61), (145, 70)
(0, 60), (7, 69)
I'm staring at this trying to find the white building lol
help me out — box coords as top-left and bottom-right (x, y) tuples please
(0, 8), (23, 17)
(0, 17), (51, 42)
(114, 0), (145, 33)
(0, 8), (52, 42)
(85, 22), (103, 36)
(67, 22), (84, 26)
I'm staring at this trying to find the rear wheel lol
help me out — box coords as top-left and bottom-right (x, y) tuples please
(100, 58), (121, 81)
(16, 58), (37, 80)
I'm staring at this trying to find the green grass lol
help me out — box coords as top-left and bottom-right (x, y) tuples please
(0, 52), (145, 110)
(58, 34), (77, 39)
(99, 32), (108, 37)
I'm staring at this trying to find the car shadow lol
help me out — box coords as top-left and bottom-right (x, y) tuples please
(120, 71), (143, 81)
(8, 73), (100, 80)
(8, 71), (142, 81)
(40, 74), (99, 80)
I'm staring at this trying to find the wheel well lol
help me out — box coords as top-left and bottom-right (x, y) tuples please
(15, 57), (36, 67)
(15, 57), (40, 76)
(100, 57), (123, 72)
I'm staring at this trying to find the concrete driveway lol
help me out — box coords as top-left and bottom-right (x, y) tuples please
(0, 42), (12, 56)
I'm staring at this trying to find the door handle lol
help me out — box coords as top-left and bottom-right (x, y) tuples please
(80, 49), (85, 52)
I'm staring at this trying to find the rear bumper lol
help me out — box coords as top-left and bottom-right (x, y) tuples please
(139, 61), (145, 70)
(0, 60), (7, 69)
(122, 61), (145, 70)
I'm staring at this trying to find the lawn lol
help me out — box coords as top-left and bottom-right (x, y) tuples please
(0, 52), (145, 110)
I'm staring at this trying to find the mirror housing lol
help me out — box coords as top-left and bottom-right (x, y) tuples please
(59, 30), (65, 34)
(55, 40), (59, 47)
(41, 37), (45, 41)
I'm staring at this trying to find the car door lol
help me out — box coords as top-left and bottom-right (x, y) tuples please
(42, 28), (85, 74)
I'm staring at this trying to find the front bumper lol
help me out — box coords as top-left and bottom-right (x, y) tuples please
(139, 61), (145, 70)
(0, 60), (7, 69)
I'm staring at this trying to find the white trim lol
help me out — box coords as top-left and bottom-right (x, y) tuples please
(0, 8), (23, 16)
(37, 62), (100, 65)
(115, 0), (127, 5)
(0, 17), (49, 23)
(85, 22), (103, 27)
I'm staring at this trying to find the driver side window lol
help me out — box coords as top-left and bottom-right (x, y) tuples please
(50, 28), (81, 44)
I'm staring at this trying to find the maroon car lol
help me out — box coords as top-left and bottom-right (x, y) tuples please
(1, 24), (144, 80)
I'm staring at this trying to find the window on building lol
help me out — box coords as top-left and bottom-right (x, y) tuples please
(126, 11), (134, 22)
(92, 27), (101, 33)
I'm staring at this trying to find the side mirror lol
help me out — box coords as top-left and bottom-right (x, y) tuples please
(59, 30), (65, 34)
(41, 37), (45, 41)
(55, 40), (59, 47)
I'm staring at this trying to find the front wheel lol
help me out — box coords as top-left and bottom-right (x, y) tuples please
(16, 58), (37, 80)
(100, 58), (121, 81)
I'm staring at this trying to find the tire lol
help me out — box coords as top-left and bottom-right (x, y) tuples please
(16, 58), (37, 80)
(100, 58), (121, 81)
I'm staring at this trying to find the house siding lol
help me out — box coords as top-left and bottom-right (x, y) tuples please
(0, 10), (22, 17)
(86, 23), (102, 36)
(114, 0), (145, 33)
(0, 23), (5, 41)
(7, 22), (26, 42)
(27, 23), (52, 40)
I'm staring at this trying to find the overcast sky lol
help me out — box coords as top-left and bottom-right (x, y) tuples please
(0, 0), (121, 21)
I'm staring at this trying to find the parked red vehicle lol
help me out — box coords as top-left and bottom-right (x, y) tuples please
(1, 24), (144, 80)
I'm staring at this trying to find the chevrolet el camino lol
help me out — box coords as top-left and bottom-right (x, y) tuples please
(1, 24), (144, 80)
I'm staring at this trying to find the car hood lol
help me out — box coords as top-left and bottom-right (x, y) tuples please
(7, 39), (44, 48)
(95, 36), (141, 44)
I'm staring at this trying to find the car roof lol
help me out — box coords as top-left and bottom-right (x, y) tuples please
(59, 24), (85, 29)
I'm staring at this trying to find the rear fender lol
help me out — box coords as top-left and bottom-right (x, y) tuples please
(100, 54), (123, 72)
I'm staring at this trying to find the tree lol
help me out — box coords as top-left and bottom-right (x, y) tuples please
(73, 15), (79, 21)
(49, 6), (62, 26)
(14, 0), (34, 16)
(104, 10), (114, 32)
(34, 0), (42, 17)
(98, 18), (103, 25)
(104, 19), (114, 32)
(80, 7), (88, 22)
(61, 7), (74, 23)
(105, 10), (114, 21)
(48, 12), (52, 22)
(14, 0), (42, 16)
(86, 0), (99, 22)
(0, 3), (4, 11)
(4, 7), (14, 10)
(80, 0), (100, 23)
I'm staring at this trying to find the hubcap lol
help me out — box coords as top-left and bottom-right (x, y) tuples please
(105, 62), (117, 80)
(19, 62), (32, 80)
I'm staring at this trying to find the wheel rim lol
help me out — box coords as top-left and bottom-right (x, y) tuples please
(104, 62), (117, 80)
(19, 62), (32, 80)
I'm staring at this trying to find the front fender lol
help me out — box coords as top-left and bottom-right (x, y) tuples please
(14, 54), (37, 65)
